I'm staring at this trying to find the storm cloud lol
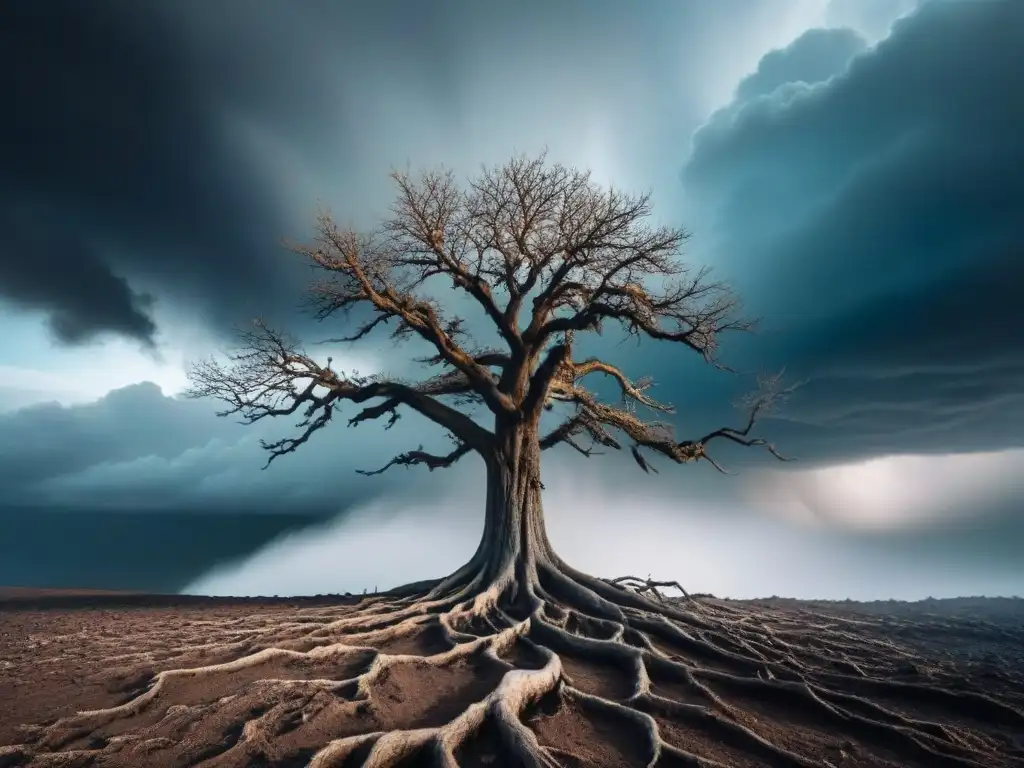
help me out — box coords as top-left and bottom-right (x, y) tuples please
(0, 2), (307, 346)
(0, 381), (458, 514)
(0, 381), (475, 591)
(677, 0), (1024, 460)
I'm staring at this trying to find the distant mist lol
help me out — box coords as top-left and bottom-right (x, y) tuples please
(185, 461), (1024, 601)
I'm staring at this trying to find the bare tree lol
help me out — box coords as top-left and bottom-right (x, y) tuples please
(178, 154), (809, 762)
(189, 154), (788, 599)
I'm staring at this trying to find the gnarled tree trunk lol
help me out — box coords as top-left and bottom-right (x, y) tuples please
(478, 424), (550, 593)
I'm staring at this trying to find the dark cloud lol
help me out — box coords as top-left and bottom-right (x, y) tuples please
(0, 381), (474, 589)
(680, 0), (1024, 459)
(769, 250), (1024, 460)
(0, 384), (322, 590)
(0, 508), (321, 593)
(0, 2), (304, 345)
(0, 216), (156, 345)
(0, 383), (237, 493)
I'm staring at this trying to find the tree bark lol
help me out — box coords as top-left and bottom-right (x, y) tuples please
(478, 423), (551, 594)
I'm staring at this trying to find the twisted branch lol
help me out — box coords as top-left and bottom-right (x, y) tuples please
(186, 319), (492, 468)
(355, 441), (473, 476)
(189, 153), (792, 483)
(540, 372), (796, 474)
(290, 216), (517, 416)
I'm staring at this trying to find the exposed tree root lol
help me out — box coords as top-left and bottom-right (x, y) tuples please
(5, 562), (1024, 768)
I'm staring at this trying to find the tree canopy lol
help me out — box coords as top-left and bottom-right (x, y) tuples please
(188, 153), (789, 476)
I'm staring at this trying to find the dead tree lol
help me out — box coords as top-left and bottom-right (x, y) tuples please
(188, 154), (785, 599)
(126, 154), (1021, 768)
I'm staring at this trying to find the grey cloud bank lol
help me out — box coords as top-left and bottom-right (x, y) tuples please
(677, 0), (1024, 460)
(0, 382), (474, 591)
(1, 2), (300, 346)
(0, 382), (451, 515)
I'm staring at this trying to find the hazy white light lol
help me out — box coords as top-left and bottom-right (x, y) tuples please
(689, 0), (829, 114)
(745, 450), (1024, 530)
(184, 458), (1024, 602)
(185, 493), (481, 597)
(182, 464), (860, 601)
(0, 331), (192, 407)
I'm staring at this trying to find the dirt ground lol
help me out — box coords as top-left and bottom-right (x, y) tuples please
(1, 590), (1023, 767)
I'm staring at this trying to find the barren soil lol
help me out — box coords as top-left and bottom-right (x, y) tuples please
(1, 590), (1023, 767)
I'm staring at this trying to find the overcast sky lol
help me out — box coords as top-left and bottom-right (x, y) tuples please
(2, 0), (1021, 600)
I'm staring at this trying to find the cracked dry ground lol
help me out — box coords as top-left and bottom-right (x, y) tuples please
(2, 592), (1024, 768)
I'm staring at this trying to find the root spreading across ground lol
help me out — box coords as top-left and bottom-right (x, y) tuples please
(2, 565), (1024, 768)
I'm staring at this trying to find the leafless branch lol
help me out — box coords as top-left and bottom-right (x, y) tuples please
(287, 216), (517, 416)
(534, 270), (754, 364)
(538, 371), (795, 474)
(551, 355), (673, 413)
(189, 153), (786, 482)
(186, 319), (491, 468)
(355, 441), (472, 476)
